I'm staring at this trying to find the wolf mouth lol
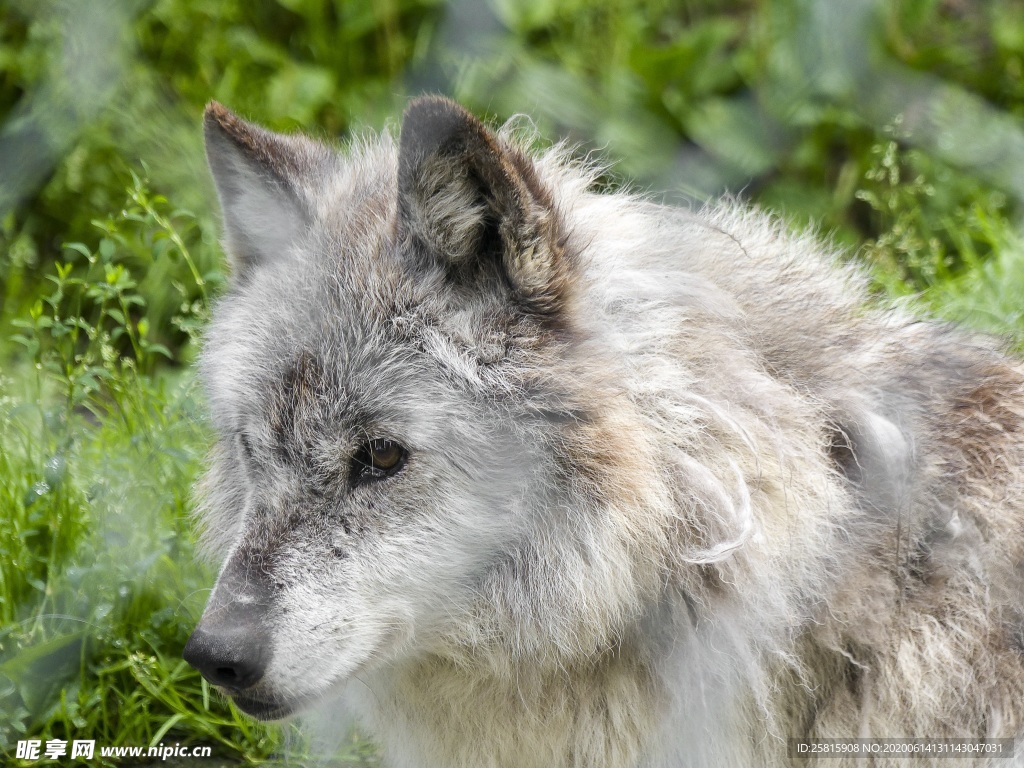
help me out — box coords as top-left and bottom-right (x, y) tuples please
(228, 691), (300, 721)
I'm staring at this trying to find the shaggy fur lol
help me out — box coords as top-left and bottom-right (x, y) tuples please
(186, 97), (1024, 767)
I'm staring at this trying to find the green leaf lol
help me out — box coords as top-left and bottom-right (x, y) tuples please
(62, 242), (93, 261)
(143, 343), (173, 360)
(99, 238), (117, 261)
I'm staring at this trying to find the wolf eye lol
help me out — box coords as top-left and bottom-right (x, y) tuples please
(351, 439), (407, 485)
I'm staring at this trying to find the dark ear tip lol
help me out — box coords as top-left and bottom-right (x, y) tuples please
(403, 95), (469, 120)
(203, 102), (254, 149)
(400, 96), (485, 156)
(204, 101), (232, 129)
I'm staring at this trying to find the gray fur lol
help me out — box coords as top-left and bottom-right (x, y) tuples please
(190, 96), (1024, 767)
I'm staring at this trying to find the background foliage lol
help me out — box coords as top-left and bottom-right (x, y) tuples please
(1, 0), (1023, 764)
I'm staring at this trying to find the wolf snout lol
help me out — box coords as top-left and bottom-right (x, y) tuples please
(183, 620), (270, 692)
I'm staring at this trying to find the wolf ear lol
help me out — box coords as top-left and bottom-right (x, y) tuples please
(204, 102), (332, 280)
(398, 97), (566, 312)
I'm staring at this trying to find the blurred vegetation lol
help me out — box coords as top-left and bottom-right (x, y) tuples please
(1, 0), (1023, 764)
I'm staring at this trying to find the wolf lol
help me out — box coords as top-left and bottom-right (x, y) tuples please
(183, 96), (1024, 767)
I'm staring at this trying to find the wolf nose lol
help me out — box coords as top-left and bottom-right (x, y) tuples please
(183, 626), (268, 691)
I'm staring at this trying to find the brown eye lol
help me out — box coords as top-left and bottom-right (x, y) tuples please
(351, 438), (408, 485)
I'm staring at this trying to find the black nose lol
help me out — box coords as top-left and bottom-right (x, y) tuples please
(183, 625), (269, 691)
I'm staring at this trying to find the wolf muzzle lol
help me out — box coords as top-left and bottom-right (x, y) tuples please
(183, 620), (269, 691)
(183, 563), (273, 693)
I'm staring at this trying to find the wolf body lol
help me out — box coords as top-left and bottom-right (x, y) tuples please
(185, 97), (1024, 767)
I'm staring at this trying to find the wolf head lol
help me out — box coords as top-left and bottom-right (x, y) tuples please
(184, 98), (665, 719)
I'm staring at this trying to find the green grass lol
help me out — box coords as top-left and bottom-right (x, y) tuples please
(0, 178), (292, 765)
(2, 0), (1024, 764)
(0, 175), (379, 765)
